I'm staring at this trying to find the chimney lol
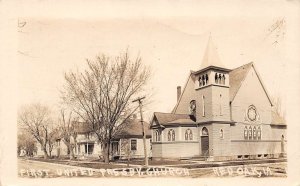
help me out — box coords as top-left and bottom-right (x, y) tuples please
(177, 86), (181, 102)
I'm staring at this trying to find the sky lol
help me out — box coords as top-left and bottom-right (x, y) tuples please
(17, 16), (289, 121)
(17, 1), (300, 122)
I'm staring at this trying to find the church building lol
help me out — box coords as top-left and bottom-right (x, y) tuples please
(150, 36), (286, 161)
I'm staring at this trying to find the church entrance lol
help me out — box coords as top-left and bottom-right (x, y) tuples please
(201, 127), (209, 156)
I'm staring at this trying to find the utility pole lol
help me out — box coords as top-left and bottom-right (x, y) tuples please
(132, 96), (148, 167)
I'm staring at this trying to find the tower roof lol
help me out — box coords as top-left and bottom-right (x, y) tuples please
(200, 35), (226, 69)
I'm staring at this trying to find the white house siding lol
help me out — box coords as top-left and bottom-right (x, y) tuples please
(119, 138), (151, 159)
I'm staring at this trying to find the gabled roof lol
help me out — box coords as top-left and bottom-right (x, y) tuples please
(229, 62), (253, 102)
(171, 71), (195, 114)
(229, 62), (273, 106)
(114, 119), (151, 138)
(153, 112), (195, 126)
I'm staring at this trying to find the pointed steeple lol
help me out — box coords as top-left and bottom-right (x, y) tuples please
(200, 35), (226, 69)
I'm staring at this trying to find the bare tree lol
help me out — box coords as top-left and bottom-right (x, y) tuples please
(17, 130), (37, 157)
(58, 109), (78, 160)
(18, 103), (54, 159)
(61, 51), (151, 163)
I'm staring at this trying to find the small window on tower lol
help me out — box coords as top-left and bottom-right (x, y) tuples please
(220, 129), (224, 139)
(202, 95), (205, 117)
(215, 73), (218, 84)
(199, 76), (202, 87)
(222, 74), (226, 84)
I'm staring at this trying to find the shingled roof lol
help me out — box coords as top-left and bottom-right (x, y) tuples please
(114, 119), (151, 139)
(229, 62), (253, 102)
(153, 112), (196, 126)
(73, 121), (93, 134)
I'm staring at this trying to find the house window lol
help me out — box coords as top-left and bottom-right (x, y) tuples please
(248, 126), (252, 140)
(85, 144), (94, 155)
(220, 129), (224, 139)
(168, 129), (175, 141)
(185, 129), (193, 140)
(244, 126), (248, 139)
(202, 95), (205, 117)
(131, 139), (137, 151)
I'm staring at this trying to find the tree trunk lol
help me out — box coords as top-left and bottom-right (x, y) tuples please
(42, 147), (49, 159)
(69, 145), (75, 160)
(103, 142), (109, 163)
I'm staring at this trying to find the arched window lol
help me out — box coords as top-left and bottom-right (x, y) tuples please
(202, 127), (208, 136)
(154, 130), (161, 142)
(257, 126), (261, 140)
(185, 129), (193, 140)
(220, 129), (224, 139)
(218, 74), (222, 83)
(248, 126), (252, 140)
(202, 75), (205, 86)
(253, 126), (257, 139)
(168, 129), (175, 141)
(222, 74), (226, 84)
(189, 100), (196, 115)
(215, 73), (218, 84)
(202, 95), (205, 117)
(205, 74), (209, 84)
(244, 126), (248, 139)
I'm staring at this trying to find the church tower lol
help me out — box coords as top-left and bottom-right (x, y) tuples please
(193, 36), (231, 122)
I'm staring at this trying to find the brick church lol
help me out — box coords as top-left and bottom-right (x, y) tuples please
(150, 36), (286, 161)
